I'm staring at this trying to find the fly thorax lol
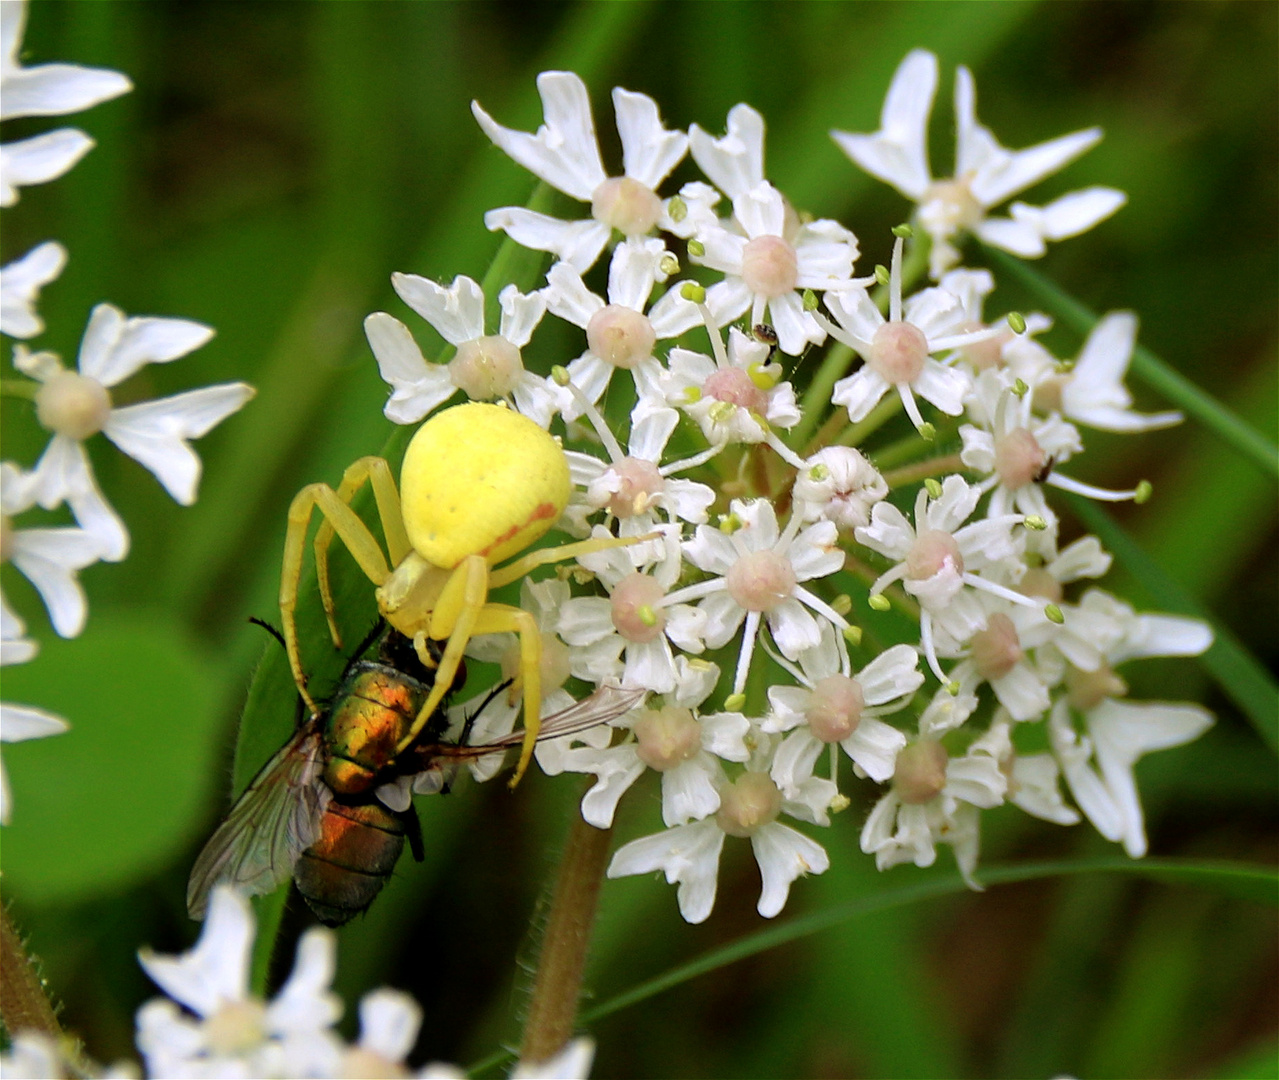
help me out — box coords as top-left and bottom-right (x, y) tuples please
(449, 335), (524, 400)
(591, 176), (661, 236)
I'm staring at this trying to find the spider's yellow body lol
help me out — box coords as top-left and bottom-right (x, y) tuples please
(281, 402), (620, 785)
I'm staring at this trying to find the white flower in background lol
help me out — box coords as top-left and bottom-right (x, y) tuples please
(609, 766), (831, 923)
(660, 326), (803, 465)
(689, 180), (860, 355)
(860, 722), (1009, 887)
(15, 303), (254, 561)
(671, 498), (850, 697)
(0, 240), (66, 339)
(1, 634), (70, 825)
(0, 0), (132, 206)
(2, 461), (101, 638)
(0, 1031), (136, 1080)
(792, 445), (888, 531)
(475, 71), (688, 273)
(824, 235), (994, 434)
(982, 714), (1081, 826)
(937, 266), (1054, 375)
(136, 885), (343, 1079)
(541, 238), (699, 421)
(833, 49), (1126, 277)
(764, 623), (919, 789)
(1032, 311), (1183, 433)
(366, 275), (556, 427)
(338, 988), (423, 1080)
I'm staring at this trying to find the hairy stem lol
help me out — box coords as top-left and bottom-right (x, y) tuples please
(1, 901), (60, 1038)
(519, 800), (612, 1064)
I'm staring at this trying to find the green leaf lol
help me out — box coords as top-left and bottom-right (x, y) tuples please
(980, 246), (1278, 482)
(1, 613), (223, 903)
(1066, 495), (1279, 754)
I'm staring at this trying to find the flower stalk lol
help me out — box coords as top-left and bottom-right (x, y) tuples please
(0, 900), (60, 1038)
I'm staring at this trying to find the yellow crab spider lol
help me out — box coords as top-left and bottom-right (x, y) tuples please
(280, 401), (634, 786)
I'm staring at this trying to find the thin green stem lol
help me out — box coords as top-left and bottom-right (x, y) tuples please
(838, 395), (902, 447)
(0, 379), (38, 400)
(791, 342), (855, 449)
(882, 453), (967, 489)
(980, 245), (1278, 483)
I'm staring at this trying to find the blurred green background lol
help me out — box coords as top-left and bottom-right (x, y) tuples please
(1, 2), (1275, 1077)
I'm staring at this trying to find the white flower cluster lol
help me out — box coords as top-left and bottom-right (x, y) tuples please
(364, 56), (1213, 922)
(0, 1), (254, 825)
(0, 885), (594, 1080)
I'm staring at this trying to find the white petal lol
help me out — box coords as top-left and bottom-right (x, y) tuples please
(78, 304), (215, 388)
(104, 382), (255, 504)
(771, 729), (823, 793)
(990, 663), (1051, 722)
(472, 73), (606, 201)
(578, 746), (646, 829)
(1033, 187), (1126, 240)
(138, 885), (253, 1016)
(971, 127), (1104, 208)
(732, 182), (787, 240)
(1, 56), (131, 121)
(10, 526), (100, 637)
(857, 643), (924, 705)
(830, 368), (889, 422)
(843, 717), (907, 783)
(613, 87), (687, 189)
(29, 435), (129, 561)
(751, 822), (829, 918)
(483, 207), (611, 274)
(497, 284), (547, 348)
(365, 312), (455, 424)
(390, 273), (486, 344)
(356, 988), (422, 1061)
(661, 757), (722, 826)
(607, 236), (664, 312)
(699, 710), (751, 762)
(607, 820), (726, 924)
(972, 215), (1047, 258)
(688, 103), (765, 201)
(1, 701), (70, 743)
(268, 927), (341, 1032)
(0, 128), (93, 206)
(0, 241), (66, 338)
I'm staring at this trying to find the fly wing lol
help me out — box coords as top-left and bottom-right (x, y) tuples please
(186, 727), (331, 919)
(424, 684), (647, 762)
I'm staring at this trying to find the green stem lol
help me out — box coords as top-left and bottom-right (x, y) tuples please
(980, 246), (1278, 482)
(838, 395), (902, 447)
(518, 800), (613, 1065)
(0, 379), (38, 401)
(882, 453), (967, 489)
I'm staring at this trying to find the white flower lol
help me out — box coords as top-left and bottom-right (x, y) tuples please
(366, 276), (556, 427)
(608, 769), (831, 923)
(671, 498), (850, 696)
(1, 240), (66, 339)
(16, 303), (254, 561)
(833, 49), (1125, 277)
(1033, 311), (1183, 433)
(136, 885), (343, 1079)
(792, 446), (888, 531)
(475, 71), (687, 273)
(542, 238), (700, 421)
(688, 103), (766, 201)
(0, 0), (132, 206)
(939, 595), (1056, 722)
(511, 1038), (596, 1080)
(1, 634), (70, 825)
(2, 461), (101, 638)
(338, 988), (422, 1080)
(689, 180), (860, 355)
(824, 236), (993, 434)
(764, 623), (918, 789)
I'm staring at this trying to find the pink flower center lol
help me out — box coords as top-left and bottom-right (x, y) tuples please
(610, 573), (668, 643)
(634, 707), (702, 771)
(591, 176), (662, 236)
(605, 457), (665, 518)
(726, 549), (796, 612)
(995, 428), (1047, 489)
(1018, 567), (1062, 603)
(805, 675), (865, 742)
(586, 304), (656, 370)
(868, 321), (929, 384)
(716, 772), (783, 837)
(905, 529), (964, 581)
(449, 335), (523, 400)
(1066, 663), (1128, 711)
(704, 367), (768, 414)
(955, 319), (1007, 370)
(35, 370), (111, 440)
(892, 740), (949, 805)
(971, 612), (1023, 680)
(739, 234), (798, 298)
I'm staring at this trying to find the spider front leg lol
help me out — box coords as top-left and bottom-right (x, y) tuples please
(281, 482), (393, 714)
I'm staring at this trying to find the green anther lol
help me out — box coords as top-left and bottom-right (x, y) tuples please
(842, 625), (863, 647)
(680, 281), (706, 303)
(830, 593), (852, 616)
(1012, 378), (1029, 397)
(808, 463), (830, 482)
(683, 386), (702, 404)
(550, 365), (571, 386)
(719, 512), (743, 534)
(1134, 480), (1153, 504)
(874, 265), (890, 286)
(659, 253), (680, 276)
(802, 288), (818, 312)
(1055, 359), (1075, 374)
(924, 478), (943, 499)
(918, 422), (937, 442)
(748, 362), (778, 390)
(868, 594), (891, 612)
(1007, 311), (1027, 334)
(708, 401), (735, 423)
(668, 195), (688, 223)
(946, 681), (961, 696)
(829, 793), (852, 814)
(1045, 603), (1065, 625)
(687, 239), (706, 258)
(637, 605), (658, 628)
(891, 223), (914, 239)
(724, 693), (747, 712)
(1024, 515), (1048, 531)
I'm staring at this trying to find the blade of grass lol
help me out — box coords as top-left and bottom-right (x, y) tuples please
(980, 246), (1278, 482)
(1065, 494), (1279, 754)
